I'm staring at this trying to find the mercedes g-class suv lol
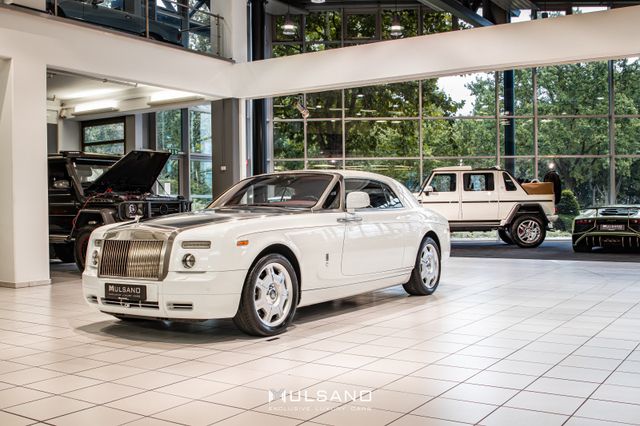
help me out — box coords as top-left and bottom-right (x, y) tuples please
(417, 166), (560, 248)
(48, 150), (191, 269)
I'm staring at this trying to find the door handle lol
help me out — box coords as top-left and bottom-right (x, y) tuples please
(338, 215), (363, 223)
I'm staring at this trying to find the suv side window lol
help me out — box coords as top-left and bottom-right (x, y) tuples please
(345, 179), (404, 209)
(463, 173), (494, 191)
(430, 173), (456, 192)
(503, 172), (517, 191)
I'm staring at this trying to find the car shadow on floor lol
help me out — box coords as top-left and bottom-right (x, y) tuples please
(73, 286), (410, 343)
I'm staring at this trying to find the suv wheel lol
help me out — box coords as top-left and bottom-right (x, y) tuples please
(74, 227), (95, 271)
(498, 229), (514, 245)
(510, 215), (546, 248)
(53, 243), (75, 263)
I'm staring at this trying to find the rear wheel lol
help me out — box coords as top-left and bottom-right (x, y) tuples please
(403, 237), (441, 296)
(233, 254), (298, 336)
(573, 244), (592, 253)
(74, 227), (95, 271)
(510, 215), (546, 248)
(498, 229), (514, 245)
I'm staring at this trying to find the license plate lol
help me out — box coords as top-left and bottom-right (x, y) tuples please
(105, 284), (147, 302)
(600, 224), (625, 231)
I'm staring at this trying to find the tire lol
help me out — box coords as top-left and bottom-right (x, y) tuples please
(510, 215), (546, 248)
(403, 236), (441, 296)
(53, 243), (75, 263)
(233, 254), (299, 336)
(498, 229), (515, 245)
(573, 244), (592, 253)
(74, 227), (95, 271)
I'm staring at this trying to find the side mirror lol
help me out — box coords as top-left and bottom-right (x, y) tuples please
(423, 185), (434, 195)
(346, 191), (370, 211)
(53, 179), (70, 189)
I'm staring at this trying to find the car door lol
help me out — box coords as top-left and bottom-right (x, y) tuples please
(420, 172), (461, 220)
(341, 178), (408, 276)
(461, 171), (499, 221)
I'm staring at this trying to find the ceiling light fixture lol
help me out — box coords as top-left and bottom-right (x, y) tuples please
(311, 0), (325, 3)
(73, 100), (119, 115)
(282, 3), (297, 36)
(147, 90), (205, 106)
(390, 0), (404, 37)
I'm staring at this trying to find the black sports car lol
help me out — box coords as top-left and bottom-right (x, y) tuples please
(572, 205), (640, 252)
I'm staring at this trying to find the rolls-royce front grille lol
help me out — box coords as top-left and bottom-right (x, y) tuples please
(99, 240), (164, 280)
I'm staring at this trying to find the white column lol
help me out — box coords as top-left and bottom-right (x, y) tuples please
(0, 57), (50, 288)
(211, 0), (248, 63)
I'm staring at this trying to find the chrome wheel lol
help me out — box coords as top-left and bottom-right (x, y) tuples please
(419, 244), (439, 289)
(516, 219), (541, 244)
(253, 263), (293, 327)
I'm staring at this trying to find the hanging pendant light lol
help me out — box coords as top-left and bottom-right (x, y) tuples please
(282, 3), (297, 36)
(390, 14), (404, 37)
(390, 0), (404, 38)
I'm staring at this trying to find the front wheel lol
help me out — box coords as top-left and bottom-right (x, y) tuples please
(403, 237), (441, 296)
(233, 254), (298, 336)
(498, 229), (514, 245)
(510, 215), (546, 248)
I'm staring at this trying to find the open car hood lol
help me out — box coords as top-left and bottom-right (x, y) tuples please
(86, 150), (170, 194)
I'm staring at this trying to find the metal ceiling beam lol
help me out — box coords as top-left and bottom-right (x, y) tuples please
(417, 0), (493, 26)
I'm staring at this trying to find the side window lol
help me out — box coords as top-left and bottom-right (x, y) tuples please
(463, 173), (494, 191)
(430, 173), (456, 192)
(322, 181), (341, 210)
(345, 179), (404, 209)
(503, 172), (517, 191)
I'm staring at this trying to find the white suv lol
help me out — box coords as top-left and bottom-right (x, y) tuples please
(417, 166), (559, 248)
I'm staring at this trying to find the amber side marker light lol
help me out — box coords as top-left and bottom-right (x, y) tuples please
(237, 240), (249, 247)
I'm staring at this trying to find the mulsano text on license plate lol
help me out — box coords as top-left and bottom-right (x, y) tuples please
(600, 224), (625, 231)
(105, 284), (147, 301)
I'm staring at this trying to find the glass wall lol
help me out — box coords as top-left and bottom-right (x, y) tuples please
(270, 8), (640, 213)
(82, 118), (126, 154)
(156, 104), (213, 209)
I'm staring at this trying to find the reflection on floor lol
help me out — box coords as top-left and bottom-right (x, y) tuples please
(453, 239), (640, 263)
(0, 258), (639, 425)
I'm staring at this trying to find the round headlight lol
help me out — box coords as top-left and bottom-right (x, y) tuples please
(91, 250), (100, 266)
(182, 253), (196, 269)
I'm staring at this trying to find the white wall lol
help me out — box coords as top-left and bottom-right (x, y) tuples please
(0, 8), (235, 98)
(232, 6), (640, 98)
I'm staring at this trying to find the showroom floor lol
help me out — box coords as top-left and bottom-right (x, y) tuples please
(1, 257), (640, 426)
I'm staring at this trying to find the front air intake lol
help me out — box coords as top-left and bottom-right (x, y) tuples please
(99, 240), (164, 280)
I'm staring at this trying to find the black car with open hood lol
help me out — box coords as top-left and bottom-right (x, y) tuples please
(48, 150), (191, 269)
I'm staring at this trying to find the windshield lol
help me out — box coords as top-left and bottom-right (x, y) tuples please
(212, 174), (334, 209)
(73, 159), (116, 186)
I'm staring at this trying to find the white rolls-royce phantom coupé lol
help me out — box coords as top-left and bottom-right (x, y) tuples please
(82, 171), (450, 336)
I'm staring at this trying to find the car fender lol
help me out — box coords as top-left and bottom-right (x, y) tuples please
(73, 209), (118, 233)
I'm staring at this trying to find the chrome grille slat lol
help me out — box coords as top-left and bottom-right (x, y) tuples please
(99, 239), (163, 280)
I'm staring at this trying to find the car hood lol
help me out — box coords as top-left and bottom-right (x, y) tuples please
(137, 207), (304, 231)
(86, 150), (170, 194)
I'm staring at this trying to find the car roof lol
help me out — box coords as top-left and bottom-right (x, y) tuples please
(431, 166), (502, 172)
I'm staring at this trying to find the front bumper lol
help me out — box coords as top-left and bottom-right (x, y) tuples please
(82, 269), (247, 320)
